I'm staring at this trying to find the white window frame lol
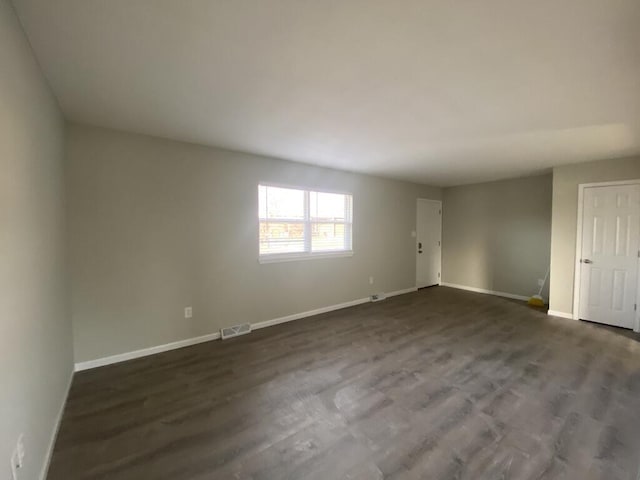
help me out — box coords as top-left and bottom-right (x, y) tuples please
(258, 183), (354, 264)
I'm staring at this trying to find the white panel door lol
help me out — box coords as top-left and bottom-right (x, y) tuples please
(416, 199), (442, 288)
(579, 185), (640, 329)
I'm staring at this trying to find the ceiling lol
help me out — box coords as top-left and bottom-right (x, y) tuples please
(12, 0), (640, 186)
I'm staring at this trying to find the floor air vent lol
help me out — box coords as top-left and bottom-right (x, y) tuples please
(221, 323), (252, 340)
(370, 293), (387, 302)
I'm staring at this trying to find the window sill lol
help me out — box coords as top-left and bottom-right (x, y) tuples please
(258, 251), (354, 264)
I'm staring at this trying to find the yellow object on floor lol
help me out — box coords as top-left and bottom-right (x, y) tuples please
(528, 295), (545, 307)
(528, 267), (549, 307)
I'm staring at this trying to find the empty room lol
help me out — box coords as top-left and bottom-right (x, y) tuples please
(3, 0), (640, 479)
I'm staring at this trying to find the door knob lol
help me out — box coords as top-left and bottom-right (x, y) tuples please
(582, 259), (593, 264)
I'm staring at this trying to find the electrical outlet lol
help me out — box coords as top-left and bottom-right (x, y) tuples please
(369, 276), (374, 285)
(184, 306), (192, 319)
(537, 278), (545, 287)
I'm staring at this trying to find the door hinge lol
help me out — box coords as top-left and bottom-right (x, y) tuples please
(439, 209), (441, 215)
(637, 250), (639, 258)
(438, 272), (441, 278)
(635, 304), (637, 311)
(438, 240), (441, 246)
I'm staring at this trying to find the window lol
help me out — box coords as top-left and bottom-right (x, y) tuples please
(258, 184), (353, 262)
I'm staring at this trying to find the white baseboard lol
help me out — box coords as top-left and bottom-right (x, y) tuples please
(251, 297), (370, 330)
(40, 368), (74, 480)
(441, 282), (530, 302)
(252, 286), (418, 331)
(387, 286), (419, 297)
(74, 332), (222, 372)
(547, 310), (575, 320)
(74, 286), (419, 372)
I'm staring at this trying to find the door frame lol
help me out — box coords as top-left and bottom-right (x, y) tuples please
(572, 179), (640, 331)
(416, 198), (442, 288)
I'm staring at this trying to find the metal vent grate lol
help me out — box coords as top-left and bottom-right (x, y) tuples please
(221, 323), (252, 340)
(370, 293), (387, 302)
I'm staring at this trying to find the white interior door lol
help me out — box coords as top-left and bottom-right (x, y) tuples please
(416, 199), (442, 288)
(578, 185), (640, 329)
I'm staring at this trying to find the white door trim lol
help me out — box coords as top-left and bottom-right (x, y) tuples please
(573, 179), (640, 332)
(416, 198), (442, 288)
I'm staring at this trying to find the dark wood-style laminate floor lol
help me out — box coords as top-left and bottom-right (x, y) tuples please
(48, 287), (640, 480)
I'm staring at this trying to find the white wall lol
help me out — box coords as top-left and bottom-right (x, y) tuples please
(442, 174), (552, 299)
(549, 156), (640, 315)
(66, 124), (442, 364)
(0, 0), (72, 479)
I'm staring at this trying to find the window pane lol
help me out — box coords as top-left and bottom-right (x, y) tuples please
(311, 223), (351, 252)
(258, 185), (267, 219)
(310, 192), (350, 222)
(259, 221), (305, 255)
(259, 185), (353, 258)
(260, 185), (304, 220)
